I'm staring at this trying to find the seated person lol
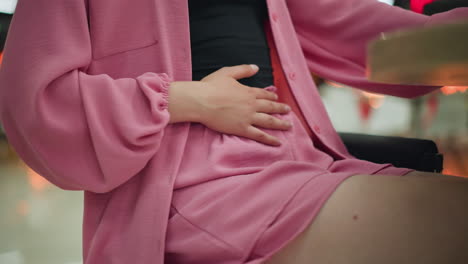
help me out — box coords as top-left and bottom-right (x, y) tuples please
(1, 0), (468, 263)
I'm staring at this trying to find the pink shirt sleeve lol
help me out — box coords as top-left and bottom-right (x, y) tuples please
(287, 0), (468, 98)
(0, 0), (171, 193)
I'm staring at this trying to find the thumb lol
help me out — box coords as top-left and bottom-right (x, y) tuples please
(222, 64), (259, 80)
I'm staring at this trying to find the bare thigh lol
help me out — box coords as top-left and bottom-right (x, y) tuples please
(265, 172), (468, 264)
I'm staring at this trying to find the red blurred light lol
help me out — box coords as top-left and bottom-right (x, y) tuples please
(441, 86), (467, 95)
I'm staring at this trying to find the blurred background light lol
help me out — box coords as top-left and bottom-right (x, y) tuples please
(378, 0), (396, 5)
(0, 0), (17, 14)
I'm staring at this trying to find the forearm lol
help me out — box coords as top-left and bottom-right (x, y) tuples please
(289, 0), (468, 98)
(0, 0), (172, 193)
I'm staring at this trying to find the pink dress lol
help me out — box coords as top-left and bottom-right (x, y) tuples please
(165, 97), (411, 263)
(164, 23), (411, 263)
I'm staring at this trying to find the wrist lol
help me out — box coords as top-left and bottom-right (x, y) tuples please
(168, 81), (203, 123)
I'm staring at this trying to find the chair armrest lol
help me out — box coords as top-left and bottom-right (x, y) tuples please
(338, 132), (443, 173)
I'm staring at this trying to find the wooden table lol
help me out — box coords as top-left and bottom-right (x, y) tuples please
(367, 21), (468, 86)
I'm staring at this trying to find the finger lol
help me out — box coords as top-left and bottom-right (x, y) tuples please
(255, 99), (291, 114)
(248, 87), (278, 101)
(219, 64), (259, 80)
(252, 113), (292, 131)
(244, 126), (282, 146)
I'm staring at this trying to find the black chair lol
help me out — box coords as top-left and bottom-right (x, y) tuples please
(339, 132), (443, 173)
(423, 0), (468, 15)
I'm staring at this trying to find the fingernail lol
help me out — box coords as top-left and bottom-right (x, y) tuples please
(250, 64), (259, 71)
(284, 105), (291, 111)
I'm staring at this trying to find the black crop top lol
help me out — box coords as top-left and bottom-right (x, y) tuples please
(189, 0), (273, 87)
